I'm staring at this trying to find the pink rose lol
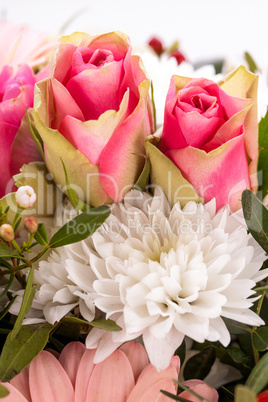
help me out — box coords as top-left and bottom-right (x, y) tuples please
(156, 66), (258, 211)
(0, 64), (42, 197)
(32, 31), (154, 207)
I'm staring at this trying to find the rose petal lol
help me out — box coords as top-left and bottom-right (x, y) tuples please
(219, 65), (259, 192)
(32, 110), (111, 206)
(0, 122), (17, 197)
(66, 60), (123, 120)
(166, 134), (250, 211)
(10, 114), (43, 177)
(58, 90), (129, 165)
(99, 79), (153, 202)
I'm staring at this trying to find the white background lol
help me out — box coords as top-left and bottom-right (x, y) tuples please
(1, 0), (268, 66)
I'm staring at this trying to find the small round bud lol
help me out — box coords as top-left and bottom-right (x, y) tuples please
(0, 224), (15, 242)
(23, 216), (38, 234)
(148, 36), (164, 56)
(15, 186), (36, 209)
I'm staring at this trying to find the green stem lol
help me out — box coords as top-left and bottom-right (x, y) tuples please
(14, 245), (51, 272)
(26, 233), (34, 249)
(11, 240), (21, 253)
(12, 207), (23, 229)
(251, 289), (266, 365)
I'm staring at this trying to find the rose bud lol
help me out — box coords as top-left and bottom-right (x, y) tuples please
(147, 66), (258, 212)
(169, 49), (186, 65)
(23, 216), (38, 234)
(148, 36), (164, 56)
(0, 224), (15, 242)
(32, 31), (154, 207)
(15, 186), (36, 208)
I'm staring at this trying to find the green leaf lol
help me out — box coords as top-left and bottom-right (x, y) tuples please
(227, 347), (248, 363)
(246, 351), (268, 393)
(0, 243), (20, 259)
(253, 327), (268, 351)
(244, 51), (258, 73)
(223, 317), (251, 334)
(160, 391), (189, 401)
(235, 385), (256, 402)
(0, 384), (9, 398)
(242, 189), (268, 253)
(49, 205), (110, 248)
(183, 346), (216, 381)
(26, 109), (45, 160)
(61, 159), (89, 212)
(0, 274), (15, 303)
(133, 156), (150, 192)
(258, 108), (268, 198)
(89, 318), (122, 331)
(0, 257), (13, 269)
(0, 323), (53, 381)
(34, 223), (48, 246)
(150, 80), (156, 130)
(0, 296), (17, 320)
(10, 267), (36, 341)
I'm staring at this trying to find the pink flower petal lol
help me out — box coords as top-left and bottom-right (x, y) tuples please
(59, 342), (86, 388)
(29, 351), (74, 402)
(10, 366), (30, 401)
(85, 349), (135, 402)
(10, 114), (43, 177)
(99, 80), (153, 202)
(66, 60), (123, 120)
(127, 360), (179, 402)
(174, 106), (224, 148)
(119, 342), (149, 381)
(81, 31), (129, 61)
(74, 349), (96, 402)
(0, 382), (28, 402)
(180, 379), (219, 402)
(0, 122), (17, 197)
(49, 78), (84, 130)
(166, 134), (250, 212)
(129, 378), (177, 402)
(58, 90), (129, 165)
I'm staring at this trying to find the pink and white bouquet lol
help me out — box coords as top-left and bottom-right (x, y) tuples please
(0, 22), (267, 402)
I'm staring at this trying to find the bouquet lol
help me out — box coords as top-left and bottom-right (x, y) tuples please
(0, 21), (267, 402)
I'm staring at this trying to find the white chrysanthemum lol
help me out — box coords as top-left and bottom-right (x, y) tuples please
(84, 189), (267, 370)
(14, 189), (267, 371)
(10, 242), (98, 324)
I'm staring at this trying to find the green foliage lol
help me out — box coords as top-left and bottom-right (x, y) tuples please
(183, 346), (216, 381)
(34, 223), (48, 246)
(258, 108), (268, 198)
(0, 384), (9, 398)
(0, 323), (54, 382)
(10, 267), (36, 340)
(49, 205), (110, 248)
(242, 189), (268, 253)
(234, 385), (256, 402)
(246, 351), (268, 394)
